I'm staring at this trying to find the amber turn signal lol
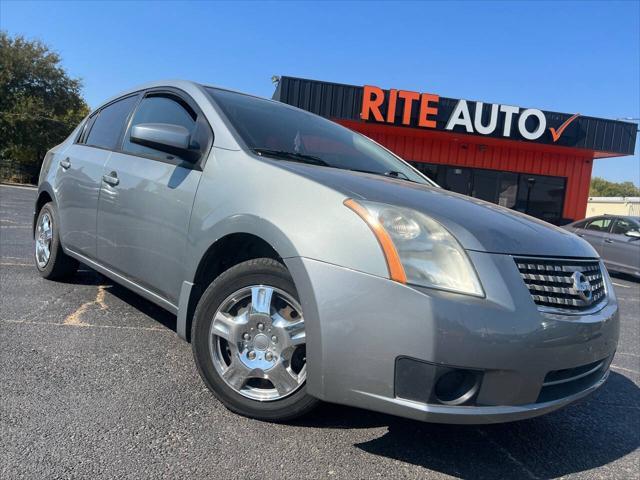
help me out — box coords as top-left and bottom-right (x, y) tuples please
(343, 199), (407, 284)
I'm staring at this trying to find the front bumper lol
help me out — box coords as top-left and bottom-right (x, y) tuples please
(285, 252), (619, 424)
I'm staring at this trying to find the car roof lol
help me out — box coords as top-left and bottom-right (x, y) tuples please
(93, 79), (278, 111)
(575, 215), (639, 224)
(603, 214), (640, 220)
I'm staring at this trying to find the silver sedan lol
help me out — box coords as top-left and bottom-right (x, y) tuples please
(34, 80), (619, 424)
(563, 215), (640, 278)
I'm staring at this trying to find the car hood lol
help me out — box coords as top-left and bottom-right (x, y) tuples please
(279, 162), (598, 258)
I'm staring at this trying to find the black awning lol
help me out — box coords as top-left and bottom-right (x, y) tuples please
(273, 76), (637, 157)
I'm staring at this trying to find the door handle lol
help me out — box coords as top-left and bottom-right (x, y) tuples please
(60, 158), (71, 169)
(604, 238), (613, 243)
(102, 171), (119, 187)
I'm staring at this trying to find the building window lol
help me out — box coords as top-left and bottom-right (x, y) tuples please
(515, 175), (566, 223)
(411, 162), (439, 183)
(409, 161), (567, 224)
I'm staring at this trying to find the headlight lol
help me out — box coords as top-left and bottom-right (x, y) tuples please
(344, 199), (484, 297)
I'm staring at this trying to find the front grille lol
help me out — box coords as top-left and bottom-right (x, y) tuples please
(514, 257), (606, 312)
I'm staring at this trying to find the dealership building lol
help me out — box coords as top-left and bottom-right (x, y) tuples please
(273, 76), (637, 224)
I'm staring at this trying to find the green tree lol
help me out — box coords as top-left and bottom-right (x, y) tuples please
(589, 177), (640, 197)
(0, 32), (89, 182)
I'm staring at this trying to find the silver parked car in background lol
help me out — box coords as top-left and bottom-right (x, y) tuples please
(34, 80), (619, 424)
(563, 215), (640, 278)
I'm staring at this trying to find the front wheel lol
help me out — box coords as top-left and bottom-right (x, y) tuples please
(191, 258), (319, 421)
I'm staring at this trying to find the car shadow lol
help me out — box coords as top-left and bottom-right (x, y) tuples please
(107, 281), (178, 332)
(294, 374), (639, 479)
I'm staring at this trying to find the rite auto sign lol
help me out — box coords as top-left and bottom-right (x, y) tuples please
(360, 85), (581, 145)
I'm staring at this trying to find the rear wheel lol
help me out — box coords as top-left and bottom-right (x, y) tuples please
(34, 202), (78, 279)
(192, 258), (319, 421)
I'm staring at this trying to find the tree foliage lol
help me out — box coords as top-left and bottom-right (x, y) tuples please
(0, 31), (89, 178)
(590, 176), (640, 197)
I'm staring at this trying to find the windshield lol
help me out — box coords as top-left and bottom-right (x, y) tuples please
(207, 88), (434, 185)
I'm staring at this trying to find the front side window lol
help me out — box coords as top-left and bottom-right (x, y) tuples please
(585, 218), (612, 232)
(611, 218), (639, 235)
(123, 95), (198, 160)
(207, 88), (432, 185)
(85, 95), (138, 150)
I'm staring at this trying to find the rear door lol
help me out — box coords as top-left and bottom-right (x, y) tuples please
(602, 217), (640, 274)
(55, 95), (139, 258)
(575, 217), (613, 256)
(96, 90), (212, 304)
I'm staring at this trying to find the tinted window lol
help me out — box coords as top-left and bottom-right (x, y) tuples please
(410, 162), (440, 184)
(612, 218), (639, 235)
(207, 88), (431, 185)
(85, 96), (138, 149)
(472, 170), (499, 203)
(515, 175), (565, 223)
(585, 218), (612, 232)
(444, 167), (472, 194)
(123, 95), (199, 160)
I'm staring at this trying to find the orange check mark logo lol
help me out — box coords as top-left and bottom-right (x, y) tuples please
(549, 113), (580, 142)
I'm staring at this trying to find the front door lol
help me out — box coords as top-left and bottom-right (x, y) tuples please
(579, 217), (613, 257)
(55, 95), (138, 258)
(96, 91), (212, 303)
(603, 218), (640, 274)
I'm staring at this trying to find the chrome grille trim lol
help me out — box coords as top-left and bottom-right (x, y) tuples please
(514, 257), (607, 314)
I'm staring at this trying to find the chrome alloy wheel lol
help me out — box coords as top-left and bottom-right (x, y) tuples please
(209, 285), (307, 401)
(35, 212), (53, 268)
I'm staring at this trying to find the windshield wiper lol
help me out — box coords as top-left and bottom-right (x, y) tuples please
(252, 148), (329, 167)
(384, 170), (412, 181)
(348, 168), (417, 183)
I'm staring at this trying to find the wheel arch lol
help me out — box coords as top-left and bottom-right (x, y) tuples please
(179, 221), (301, 342)
(33, 183), (56, 235)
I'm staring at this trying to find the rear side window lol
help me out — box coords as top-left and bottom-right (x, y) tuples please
(585, 218), (612, 232)
(122, 95), (197, 160)
(85, 96), (138, 150)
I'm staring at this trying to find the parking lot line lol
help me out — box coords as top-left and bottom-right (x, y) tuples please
(612, 282), (631, 288)
(611, 365), (640, 375)
(64, 285), (108, 326)
(1, 318), (172, 332)
(616, 352), (639, 358)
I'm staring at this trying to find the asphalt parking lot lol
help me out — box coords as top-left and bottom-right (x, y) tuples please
(1, 183), (639, 480)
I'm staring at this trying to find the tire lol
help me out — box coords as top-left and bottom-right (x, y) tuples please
(192, 258), (319, 422)
(34, 202), (79, 280)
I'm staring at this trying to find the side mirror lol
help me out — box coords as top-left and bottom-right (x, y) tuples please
(625, 230), (640, 239)
(130, 123), (196, 161)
